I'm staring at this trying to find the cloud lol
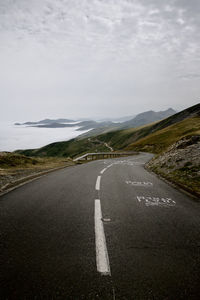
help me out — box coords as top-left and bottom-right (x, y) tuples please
(0, 0), (199, 121)
(179, 74), (200, 80)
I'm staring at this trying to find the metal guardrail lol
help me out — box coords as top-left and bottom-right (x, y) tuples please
(74, 151), (138, 162)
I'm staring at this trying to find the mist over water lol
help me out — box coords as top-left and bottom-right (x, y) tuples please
(0, 122), (89, 152)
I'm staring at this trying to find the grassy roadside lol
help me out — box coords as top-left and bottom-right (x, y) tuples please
(147, 165), (200, 199)
(0, 153), (75, 193)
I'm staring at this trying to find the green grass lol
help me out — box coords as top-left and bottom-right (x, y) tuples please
(17, 138), (109, 158)
(150, 164), (200, 197)
(0, 153), (75, 192)
(125, 117), (200, 153)
(0, 153), (39, 168)
(97, 121), (160, 149)
(97, 103), (200, 150)
(0, 153), (73, 170)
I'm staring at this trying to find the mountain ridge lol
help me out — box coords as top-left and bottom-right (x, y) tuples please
(14, 108), (176, 133)
(15, 104), (199, 159)
(121, 108), (176, 129)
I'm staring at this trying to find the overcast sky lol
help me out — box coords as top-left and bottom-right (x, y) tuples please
(0, 0), (200, 122)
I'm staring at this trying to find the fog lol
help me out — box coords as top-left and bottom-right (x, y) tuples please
(0, 122), (90, 151)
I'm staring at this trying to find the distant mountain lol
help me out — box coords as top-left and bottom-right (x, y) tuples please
(35, 122), (77, 128)
(35, 120), (102, 130)
(121, 108), (176, 129)
(78, 108), (176, 138)
(97, 115), (135, 123)
(15, 119), (118, 133)
(124, 103), (200, 153)
(75, 120), (115, 131)
(24, 120), (117, 130)
(16, 104), (198, 158)
(14, 108), (176, 135)
(15, 118), (75, 126)
(114, 115), (136, 122)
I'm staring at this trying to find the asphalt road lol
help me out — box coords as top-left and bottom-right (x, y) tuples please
(0, 153), (200, 299)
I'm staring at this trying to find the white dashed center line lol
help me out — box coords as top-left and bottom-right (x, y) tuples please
(95, 176), (101, 190)
(100, 168), (107, 174)
(94, 161), (114, 275)
(100, 164), (113, 175)
(94, 199), (111, 275)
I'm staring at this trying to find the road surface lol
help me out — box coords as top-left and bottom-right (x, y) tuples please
(0, 153), (200, 299)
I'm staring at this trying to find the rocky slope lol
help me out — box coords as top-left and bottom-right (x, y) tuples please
(147, 135), (200, 197)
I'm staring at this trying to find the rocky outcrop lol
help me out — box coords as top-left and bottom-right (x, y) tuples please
(147, 135), (200, 197)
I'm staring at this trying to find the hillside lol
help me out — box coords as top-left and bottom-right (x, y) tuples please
(147, 135), (200, 197)
(15, 108), (176, 138)
(16, 138), (109, 158)
(78, 107), (176, 138)
(14, 103), (200, 197)
(17, 103), (200, 158)
(125, 116), (200, 153)
(121, 108), (176, 129)
(97, 103), (200, 151)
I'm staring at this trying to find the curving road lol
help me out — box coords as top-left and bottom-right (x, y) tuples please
(0, 153), (200, 299)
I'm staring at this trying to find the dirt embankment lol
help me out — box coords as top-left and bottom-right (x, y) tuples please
(147, 135), (200, 197)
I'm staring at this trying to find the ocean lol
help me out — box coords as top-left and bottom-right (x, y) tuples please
(0, 122), (89, 152)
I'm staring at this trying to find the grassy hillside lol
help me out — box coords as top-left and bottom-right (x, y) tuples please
(97, 122), (159, 150)
(78, 108), (176, 138)
(17, 122), (159, 158)
(97, 103), (200, 150)
(125, 116), (200, 154)
(17, 103), (200, 158)
(17, 137), (109, 158)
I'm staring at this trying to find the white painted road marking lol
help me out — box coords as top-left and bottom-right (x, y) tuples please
(95, 199), (111, 275)
(100, 164), (113, 174)
(114, 160), (144, 166)
(126, 181), (153, 186)
(106, 164), (113, 169)
(95, 176), (101, 190)
(100, 168), (107, 174)
(137, 196), (176, 207)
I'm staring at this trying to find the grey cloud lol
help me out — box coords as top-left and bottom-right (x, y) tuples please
(0, 0), (199, 121)
(179, 74), (200, 80)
